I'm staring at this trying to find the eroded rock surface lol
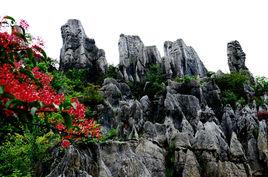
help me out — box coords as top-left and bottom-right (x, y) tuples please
(163, 39), (207, 78)
(45, 21), (268, 176)
(60, 19), (107, 73)
(227, 40), (248, 73)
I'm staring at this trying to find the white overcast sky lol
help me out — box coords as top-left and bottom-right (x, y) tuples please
(1, 0), (268, 76)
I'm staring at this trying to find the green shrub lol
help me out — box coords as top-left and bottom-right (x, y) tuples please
(206, 71), (215, 77)
(0, 131), (60, 177)
(144, 64), (165, 98)
(105, 65), (122, 80)
(51, 70), (103, 107)
(165, 141), (176, 177)
(127, 81), (145, 100)
(222, 90), (238, 107)
(254, 76), (268, 97)
(127, 64), (165, 99)
(215, 71), (251, 106)
(175, 75), (199, 84)
(78, 84), (104, 106)
(101, 128), (118, 141)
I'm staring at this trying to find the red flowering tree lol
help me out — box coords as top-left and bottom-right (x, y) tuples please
(0, 16), (101, 148)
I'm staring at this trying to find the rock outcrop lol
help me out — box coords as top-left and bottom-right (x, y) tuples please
(163, 39), (207, 78)
(44, 20), (268, 177)
(119, 35), (207, 82)
(118, 34), (162, 82)
(227, 40), (248, 72)
(60, 19), (107, 73)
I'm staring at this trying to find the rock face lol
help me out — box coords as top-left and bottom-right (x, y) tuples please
(119, 35), (207, 82)
(227, 40), (248, 72)
(60, 19), (107, 73)
(45, 22), (268, 177)
(163, 39), (207, 78)
(118, 34), (161, 82)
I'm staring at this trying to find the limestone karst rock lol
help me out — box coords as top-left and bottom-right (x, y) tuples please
(43, 21), (268, 177)
(118, 34), (162, 82)
(59, 19), (107, 73)
(227, 40), (248, 72)
(163, 39), (207, 78)
(118, 34), (207, 82)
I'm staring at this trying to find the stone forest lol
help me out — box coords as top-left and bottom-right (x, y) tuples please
(1, 17), (268, 177)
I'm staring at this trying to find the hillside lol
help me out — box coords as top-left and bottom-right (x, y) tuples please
(1, 17), (268, 177)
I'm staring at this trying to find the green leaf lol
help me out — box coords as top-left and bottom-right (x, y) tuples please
(19, 68), (35, 80)
(63, 112), (72, 130)
(0, 86), (4, 95)
(30, 107), (38, 116)
(5, 99), (24, 109)
(3, 92), (15, 99)
(63, 99), (71, 109)
(5, 99), (14, 108)
(27, 48), (35, 62)
(3, 16), (15, 24)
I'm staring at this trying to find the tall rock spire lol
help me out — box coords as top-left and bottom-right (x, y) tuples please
(163, 39), (207, 78)
(59, 19), (107, 73)
(227, 40), (248, 73)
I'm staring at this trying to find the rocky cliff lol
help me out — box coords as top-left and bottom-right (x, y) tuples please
(46, 20), (268, 177)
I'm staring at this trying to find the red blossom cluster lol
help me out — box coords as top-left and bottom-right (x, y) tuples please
(0, 16), (101, 148)
(0, 63), (64, 105)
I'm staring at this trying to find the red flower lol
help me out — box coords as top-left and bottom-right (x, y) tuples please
(56, 123), (65, 131)
(61, 139), (71, 149)
(0, 16), (102, 146)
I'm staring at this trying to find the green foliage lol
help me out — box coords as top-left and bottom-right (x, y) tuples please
(254, 76), (268, 97)
(206, 71), (215, 77)
(105, 65), (122, 80)
(127, 81), (145, 100)
(51, 70), (103, 107)
(101, 128), (118, 141)
(215, 71), (250, 95)
(215, 71), (251, 107)
(127, 64), (165, 99)
(222, 90), (239, 107)
(81, 84), (103, 105)
(144, 64), (165, 99)
(175, 75), (199, 84)
(0, 130), (60, 177)
(165, 141), (176, 177)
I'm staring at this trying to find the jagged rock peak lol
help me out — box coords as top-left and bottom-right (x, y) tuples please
(59, 19), (107, 73)
(227, 40), (248, 73)
(118, 34), (161, 82)
(163, 39), (207, 78)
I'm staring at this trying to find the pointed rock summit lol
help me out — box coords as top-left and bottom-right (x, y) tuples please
(163, 39), (207, 78)
(118, 34), (207, 82)
(227, 40), (248, 73)
(118, 34), (162, 82)
(59, 19), (107, 73)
